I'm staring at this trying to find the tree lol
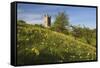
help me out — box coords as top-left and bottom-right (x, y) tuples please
(52, 12), (69, 33)
(83, 26), (96, 45)
(17, 20), (26, 24)
(71, 25), (83, 39)
(71, 25), (96, 47)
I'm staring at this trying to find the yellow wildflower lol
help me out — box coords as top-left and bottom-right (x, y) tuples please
(32, 47), (39, 56)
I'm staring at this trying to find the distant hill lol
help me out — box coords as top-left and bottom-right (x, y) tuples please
(17, 22), (96, 65)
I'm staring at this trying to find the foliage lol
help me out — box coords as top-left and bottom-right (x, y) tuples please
(52, 12), (69, 33)
(17, 20), (26, 24)
(71, 25), (96, 47)
(34, 24), (44, 28)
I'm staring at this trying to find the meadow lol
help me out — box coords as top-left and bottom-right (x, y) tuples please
(17, 21), (96, 65)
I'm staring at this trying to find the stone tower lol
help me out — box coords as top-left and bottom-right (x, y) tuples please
(44, 14), (51, 27)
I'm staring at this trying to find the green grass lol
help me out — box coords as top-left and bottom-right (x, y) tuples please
(17, 22), (96, 65)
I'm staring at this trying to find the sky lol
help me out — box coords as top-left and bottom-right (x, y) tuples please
(17, 3), (96, 28)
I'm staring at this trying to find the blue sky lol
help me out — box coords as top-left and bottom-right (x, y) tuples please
(17, 3), (96, 28)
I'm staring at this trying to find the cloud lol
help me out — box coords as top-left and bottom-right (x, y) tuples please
(17, 3), (96, 28)
(17, 12), (44, 23)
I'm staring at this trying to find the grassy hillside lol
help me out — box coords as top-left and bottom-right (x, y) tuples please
(17, 22), (96, 65)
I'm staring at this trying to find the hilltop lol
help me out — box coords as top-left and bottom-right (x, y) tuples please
(17, 22), (96, 65)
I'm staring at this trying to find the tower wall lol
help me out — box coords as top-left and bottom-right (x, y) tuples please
(44, 14), (51, 27)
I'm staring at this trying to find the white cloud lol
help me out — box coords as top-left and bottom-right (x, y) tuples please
(17, 12), (44, 24)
